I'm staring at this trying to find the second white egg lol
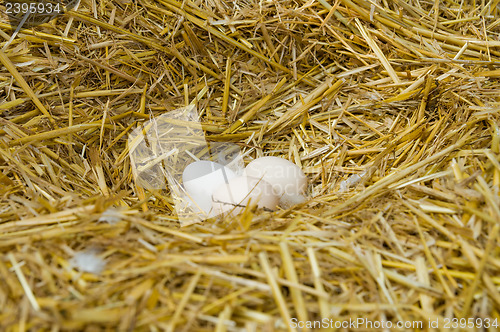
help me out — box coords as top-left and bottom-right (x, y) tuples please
(244, 156), (307, 207)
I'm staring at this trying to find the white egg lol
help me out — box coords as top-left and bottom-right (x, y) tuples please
(182, 160), (236, 215)
(212, 176), (280, 215)
(244, 156), (307, 207)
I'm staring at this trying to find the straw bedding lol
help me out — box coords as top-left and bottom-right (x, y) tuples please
(1, 0), (499, 331)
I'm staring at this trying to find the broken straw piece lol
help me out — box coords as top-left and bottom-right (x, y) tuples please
(338, 170), (367, 193)
(98, 207), (124, 225)
(70, 249), (106, 274)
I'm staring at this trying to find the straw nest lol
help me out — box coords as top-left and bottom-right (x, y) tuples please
(1, 0), (499, 331)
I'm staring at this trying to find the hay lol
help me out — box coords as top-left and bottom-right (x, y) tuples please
(0, 0), (499, 330)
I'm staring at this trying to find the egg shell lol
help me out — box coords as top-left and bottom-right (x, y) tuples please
(278, 193), (307, 209)
(182, 160), (236, 214)
(212, 176), (279, 215)
(244, 156), (307, 199)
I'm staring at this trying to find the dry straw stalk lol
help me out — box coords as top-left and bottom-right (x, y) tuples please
(0, 0), (499, 331)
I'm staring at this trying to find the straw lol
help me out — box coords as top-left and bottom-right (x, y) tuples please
(1, 0), (499, 330)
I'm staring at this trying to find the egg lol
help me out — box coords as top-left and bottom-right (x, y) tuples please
(182, 160), (237, 215)
(244, 156), (307, 208)
(212, 176), (280, 215)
